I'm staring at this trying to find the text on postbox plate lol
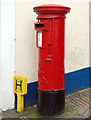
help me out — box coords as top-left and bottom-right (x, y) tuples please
(38, 32), (42, 47)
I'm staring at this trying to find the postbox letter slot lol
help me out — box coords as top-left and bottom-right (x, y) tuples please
(35, 24), (44, 28)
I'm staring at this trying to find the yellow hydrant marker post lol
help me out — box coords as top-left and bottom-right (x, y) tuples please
(14, 75), (27, 112)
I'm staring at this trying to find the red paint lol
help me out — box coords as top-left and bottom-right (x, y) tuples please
(34, 4), (70, 91)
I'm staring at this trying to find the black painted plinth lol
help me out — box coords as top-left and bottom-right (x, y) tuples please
(37, 89), (65, 116)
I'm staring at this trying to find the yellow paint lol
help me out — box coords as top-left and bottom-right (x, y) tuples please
(17, 93), (24, 112)
(14, 75), (27, 112)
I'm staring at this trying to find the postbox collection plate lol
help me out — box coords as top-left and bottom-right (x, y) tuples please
(38, 32), (42, 47)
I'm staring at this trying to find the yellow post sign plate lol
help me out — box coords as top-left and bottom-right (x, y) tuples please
(14, 75), (27, 95)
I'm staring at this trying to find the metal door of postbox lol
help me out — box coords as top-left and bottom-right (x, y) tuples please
(35, 20), (54, 91)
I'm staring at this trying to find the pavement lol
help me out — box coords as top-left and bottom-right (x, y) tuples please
(64, 88), (91, 119)
(1, 88), (91, 119)
(0, 109), (2, 120)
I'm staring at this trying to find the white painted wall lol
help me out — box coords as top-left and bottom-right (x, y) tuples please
(0, 0), (1, 110)
(64, 1), (89, 73)
(16, 0), (89, 84)
(89, 1), (91, 67)
(0, 0), (15, 111)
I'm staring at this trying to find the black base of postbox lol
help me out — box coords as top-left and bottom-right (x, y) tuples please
(37, 89), (65, 116)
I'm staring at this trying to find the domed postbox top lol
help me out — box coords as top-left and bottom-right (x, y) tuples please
(33, 4), (70, 18)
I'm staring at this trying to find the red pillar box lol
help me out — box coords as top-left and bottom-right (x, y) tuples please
(33, 4), (70, 116)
